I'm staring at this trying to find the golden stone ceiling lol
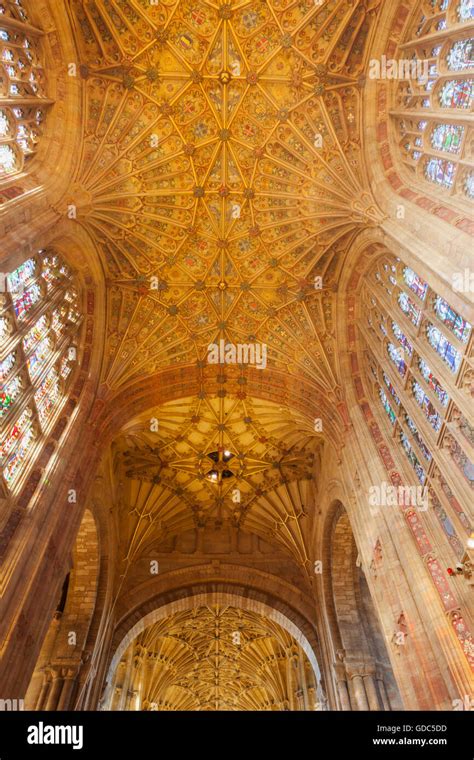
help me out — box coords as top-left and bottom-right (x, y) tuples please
(69, 1), (382, 582)
(112, 605), (316, 710)
(113, 396), (319, 571)
(68, 0), (382, 417)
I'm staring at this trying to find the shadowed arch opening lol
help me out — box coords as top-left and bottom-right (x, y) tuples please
(322, 501), (403, 711)
(24, 508), (100, 710)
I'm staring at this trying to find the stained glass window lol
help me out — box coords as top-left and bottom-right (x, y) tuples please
(427, 325), (462, 372)
(379, 388), (396, 425)
(0, 3), (49, 183)
(2, 423), (35, 483)
(0, 249), (82, 490)
(363, 253), (472, 573)
(403, 267), (428, 301)
(439, 79), (473, 109)
(60, 353), (73, 380)
(11, 281), (41, 320)
(0, 143), (17, 174)
(6, 256), (35, 292)
(405, 414), (432, 462)
(424, 157), (456, 188)
(0, 109), (10, 137)
(396, 5), (474, 197)
(398, 292), (421, 326)
(26, 336), (52, 380)
(446, 39), (473, 71)
(34, 367), (60, 426)
(0, 374), (21, 417)
(0, 314), (10, 342)
(418, 359), (449, 406)
(392, 322), (413, 355)
(1, 406), (35, 483)
(383, 372), (401, 405)
(458, 0), (474, 22)
(0, 351), (15, 380)
(433, 296), (471, 342)
(400, 432), (426, 483)
(413, 381), (443, 431)
(22, 314), (48, 354)
(388, 343), (407, 376)
(430, 123), (464, 154)
(379, 388), (397, 425)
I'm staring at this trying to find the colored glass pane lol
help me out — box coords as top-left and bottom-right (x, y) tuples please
(427, 325), (462, 372)
(34, 367), (60, 426)
(60, 353), (73, 380)
(458, 0), (474, 22)
(379, 388), (397, 425)
(0, 315), (9, 343)
(434, 296), (471, 342)
(2, 422), (34, 483)
(0, 108), (9, 136)
(388, 343), (407, 376)
(439, 79), (473, 109)
(383, 372), (401, 405)
(26, 336), (52, 380)
(22, 314), (48, 353)
(12, 281), (41, 320)
(424, 157), (456, 188)
(398, 292), (421, 325)
(403, 267), (428, 301)
(430, 123), (464, 153)
(412, 381), (443, 431)
(392, 322), (413, 355)
(400, 432), (426, 483)
(446, 39), (473, 71)
(405, 414), (432, 462)
(0, 374), (21, 417)
(418, 359), (449, 405)
(1, 406), (32, 458)
(0, 143), (17, 174)
(0, 351), (15, 381)
(7, 257), (35, 293)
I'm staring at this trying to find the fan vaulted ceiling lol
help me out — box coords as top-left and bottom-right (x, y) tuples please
(67, 0), (381, 413)
(67, 0), (382, 576)
(114, 604), (316, 710)
(113, 395), (319, 570)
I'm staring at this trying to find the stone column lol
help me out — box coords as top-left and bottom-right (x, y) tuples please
(363, 669), (381, 711)
(57, 667), (78, 711)
(35, 672), (51, 711)
(351, 674), (370, 711)
(333, 663), (352, 710)
(45, 667), (64, 711)
(376, 667), (391, 711)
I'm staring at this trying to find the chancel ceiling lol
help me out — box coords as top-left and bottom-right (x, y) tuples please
(110, 604), (317, 711)
(67, 0), (382, 424)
